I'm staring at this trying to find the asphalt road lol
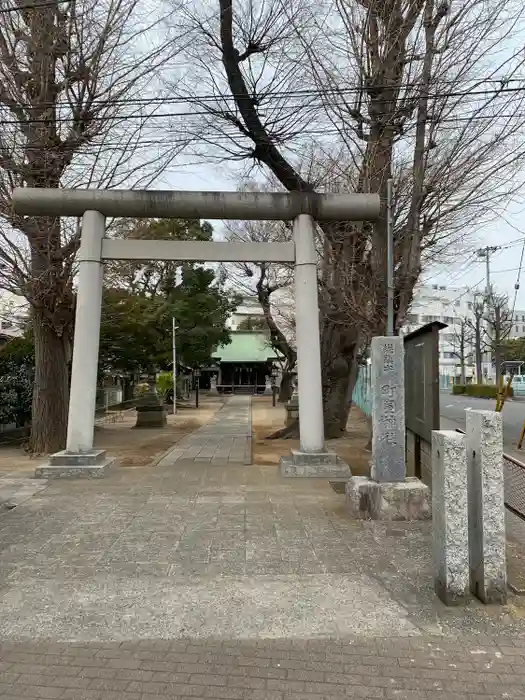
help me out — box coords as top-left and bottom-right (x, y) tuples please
(440, 390), (525, 448)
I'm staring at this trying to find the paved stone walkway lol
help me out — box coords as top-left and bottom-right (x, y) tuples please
(0, 477), (46, 512)
(1, 406), (525, 696)
(157, 396), (252, 466)
(1, 636), (525, 699)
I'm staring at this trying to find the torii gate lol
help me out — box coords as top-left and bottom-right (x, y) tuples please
(13, 188), (379, 477)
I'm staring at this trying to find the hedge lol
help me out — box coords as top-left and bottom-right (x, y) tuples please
(452, 384), (466, 395)
(453, 383), (514, 399)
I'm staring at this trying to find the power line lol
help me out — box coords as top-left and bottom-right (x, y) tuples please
(3, 88), (525, 127)
(6, 81), (525, 111)
(3, 103), (525, 131)
(511, 239), (525, 318)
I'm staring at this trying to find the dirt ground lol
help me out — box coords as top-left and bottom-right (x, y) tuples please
(0, 397), (223, 476)
(251, 396), (371, 474)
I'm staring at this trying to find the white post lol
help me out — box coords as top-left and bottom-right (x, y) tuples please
(66, 210), (105, 453)
(293, 214), (324, 453)
(172, 317), (177, 414)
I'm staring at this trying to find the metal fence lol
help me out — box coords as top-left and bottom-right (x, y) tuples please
(454, 428), (525, 523)
(352, 365), (371, 417)
(504, 453), (525, 522)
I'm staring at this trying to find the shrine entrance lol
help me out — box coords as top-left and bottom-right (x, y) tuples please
(12, 187), (379, 476)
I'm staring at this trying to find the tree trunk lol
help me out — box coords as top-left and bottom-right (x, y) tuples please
(495, 338), (502, 388)
(323, 367), (351, 438)
(343, 356), (360, 429)
(29, 309), (70, 454)
(321, 320), (358, 438)
(278, 371), (294, 403)
(475, 320), (483, 384)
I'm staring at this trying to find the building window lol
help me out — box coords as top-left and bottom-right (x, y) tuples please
(408, 314), (418, 324)
(517, 325), (520, 333)
(467, 302), (472, 310)
(443, 316), (454, 324)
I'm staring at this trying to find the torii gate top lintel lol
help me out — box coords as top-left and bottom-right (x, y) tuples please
(12, 187), (380, 222)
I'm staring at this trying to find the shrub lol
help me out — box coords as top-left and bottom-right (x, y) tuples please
(452, 384), (466, 395)
(156, 371), (173, 402)
(462, 384), (513, 399)
(0, 338), (34, 427)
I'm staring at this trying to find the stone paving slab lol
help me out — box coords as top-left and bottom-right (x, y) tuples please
(0, 478), (47, 510)
(159, 395), (252, 466)
(2, 423), (525, 695)
(1, 636), (525, 699)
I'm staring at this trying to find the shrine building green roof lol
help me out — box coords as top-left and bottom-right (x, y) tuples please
(212, 331), (280, 363)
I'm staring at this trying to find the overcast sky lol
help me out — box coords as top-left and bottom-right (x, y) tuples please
(421, 196), (525, 309)
(166, 157), (525, 310)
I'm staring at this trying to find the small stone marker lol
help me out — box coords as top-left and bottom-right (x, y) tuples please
(466, 410), (507, 604)
(370, 336), (405, 482)
(432, 430), (470, 605)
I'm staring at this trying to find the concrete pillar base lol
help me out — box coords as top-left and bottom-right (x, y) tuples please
(35, 449), (116, 479)
(280, 449), (351, 479)
(346, 476), (431, 521)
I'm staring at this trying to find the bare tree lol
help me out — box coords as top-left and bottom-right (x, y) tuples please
(464, 294), (488, 384)
(173, 0), (525, 436)
(450, 318), (474, 384)
(484, 292), (514, 387)
(0, 0), (189, 452)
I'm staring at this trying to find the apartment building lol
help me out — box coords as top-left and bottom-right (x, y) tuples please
(401, 283), (478, 377)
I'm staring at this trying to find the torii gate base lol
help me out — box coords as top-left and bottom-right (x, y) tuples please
(13, 188), (380, 480)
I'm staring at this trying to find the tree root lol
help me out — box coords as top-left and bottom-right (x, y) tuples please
(267, 421), (300, 439)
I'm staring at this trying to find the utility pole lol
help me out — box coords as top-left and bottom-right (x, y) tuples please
(386, 178), (394, 336)
(477, 245), (500, 380)
(477, 245), (499, 296)
(472, 293), (485, 384)
(172, 318), (178, 414)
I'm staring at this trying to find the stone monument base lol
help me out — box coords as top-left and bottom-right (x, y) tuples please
(134, 405), (167, 428)
(346, 476), (431, 521)
(35, 449), (116, 479)
(280, 449), (351, 479)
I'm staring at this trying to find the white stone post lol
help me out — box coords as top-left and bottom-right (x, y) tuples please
(466, 410), (507, 604)
(66, 210), (105, 453)
(293, 214), (324, 453)
(432, 430), (470, 605)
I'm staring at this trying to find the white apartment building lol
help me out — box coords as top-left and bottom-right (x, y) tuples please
(401, 283), (478, 378)
(0, 292), (26, 340)
(507, 309), (525, 340)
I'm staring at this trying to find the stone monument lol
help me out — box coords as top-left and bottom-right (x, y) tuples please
(466, 409), (507, 604)
(285, 382), (299, 427)
(134, 386), (167, 428)
(432, 430), (470, 605)
(346, 336), (430, 520)
(370, 337), (405, 482)
(209, 375), (218, 394)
